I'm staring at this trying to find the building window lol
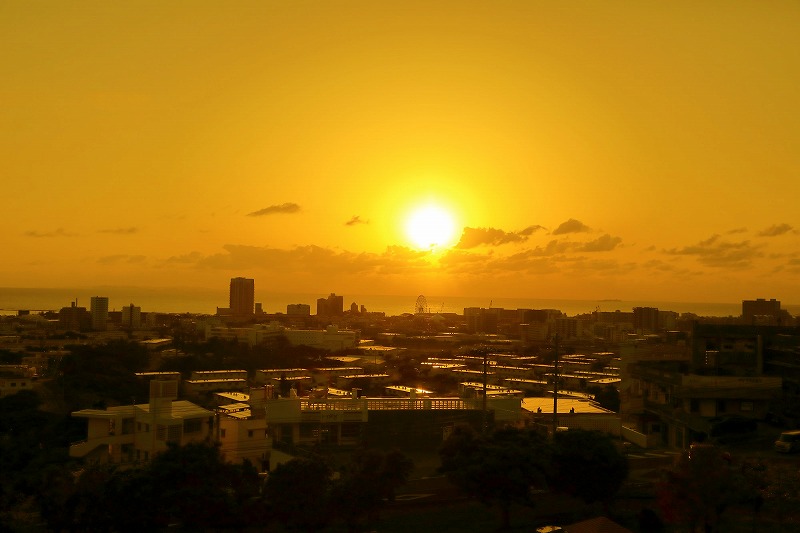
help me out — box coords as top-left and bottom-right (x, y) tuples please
(220, 429), (226, 438)
(184, 419), (202, 434)
(690, 400), (699, 413)
(248, 430), (254, 438)
(167, 425), (181, 443)
(717, 400), (727, 413)
(741, 401), (754, 412)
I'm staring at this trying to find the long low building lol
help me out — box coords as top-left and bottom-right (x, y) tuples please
(266, 395), (521, 449)
(184, 378), (248, 396)
(521, 397), (621, 435)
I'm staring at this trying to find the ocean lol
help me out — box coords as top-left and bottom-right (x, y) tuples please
(2, 286), (796, 318)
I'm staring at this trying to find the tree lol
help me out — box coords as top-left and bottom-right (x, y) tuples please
(550, 429), (628, 507)
(263, 456), (332, 531)
(37, 441), (260, 532)
(439, 425), (551, 529)
(330, 449), (414, 531)
(144, 441), (257, 530)
(657, 443), (734, 533)
(587, 384), (621, 412)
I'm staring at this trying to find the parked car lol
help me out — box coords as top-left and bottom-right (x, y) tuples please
(775, 430), (800, 453)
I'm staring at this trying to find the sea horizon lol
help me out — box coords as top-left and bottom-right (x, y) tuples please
(1, 286), (797, 319)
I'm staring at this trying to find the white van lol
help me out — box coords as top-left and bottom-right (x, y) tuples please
(775, 430), (800, 453)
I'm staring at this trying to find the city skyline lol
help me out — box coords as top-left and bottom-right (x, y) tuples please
(3, 2), (800, 303)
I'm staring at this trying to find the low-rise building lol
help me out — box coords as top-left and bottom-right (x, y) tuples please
(70, 380), (214, 464)
(265, 394), (521, 450)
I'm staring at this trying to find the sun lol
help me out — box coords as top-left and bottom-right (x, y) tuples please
(405, 204), (458, 250)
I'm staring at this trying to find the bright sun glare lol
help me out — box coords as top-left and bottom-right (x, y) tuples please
(405, 205), (458, 250)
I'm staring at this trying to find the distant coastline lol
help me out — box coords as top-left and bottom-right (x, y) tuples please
(3, 286), (796, 318)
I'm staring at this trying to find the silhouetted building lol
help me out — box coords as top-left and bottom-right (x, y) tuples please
(742, 298), (781, 325)
(59, 302), (90, 331)
(122, 303), (141, 329)
(90, 296), (109, 331)
(633, 307), (659, 333)
(464, 307), (498, 333)
(316, 293), (344, 316)
(229, 277), (255, 317)
(287, 303), (311, 316)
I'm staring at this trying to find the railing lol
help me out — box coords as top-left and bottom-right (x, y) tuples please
(69, 435), (116, 457)
(621, 425), (659, 449)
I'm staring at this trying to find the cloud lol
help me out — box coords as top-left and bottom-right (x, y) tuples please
(785, 258), (800, 274)
(97, 254), (146, 265)
(456, 225), (545, 248)
(526, 240), (574, 257)
(664, 234), (764, 268)
(98, 227), (138, 234)
(24, 228), (76, 238)
(552, 219), (591, 235)
(345, 216), (368, 226)
(727, 227), (748, 235)
(164, 251), (205, 264)
(181, 244), (433, 278)
(578, 234), (622, 252)
(246, 203), (301, 217)
(757, 223), (795, 237)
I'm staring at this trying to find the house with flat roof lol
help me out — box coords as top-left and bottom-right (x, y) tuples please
(522, 397), (620, 435)
(70, 381), (273, 472)
(70, 380), (214, 464)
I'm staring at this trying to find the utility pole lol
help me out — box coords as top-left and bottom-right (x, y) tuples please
(482, 349), (488, 436)
(552, 334), (560, 438)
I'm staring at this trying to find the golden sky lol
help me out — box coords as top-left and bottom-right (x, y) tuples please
(3, 1), (800, 303)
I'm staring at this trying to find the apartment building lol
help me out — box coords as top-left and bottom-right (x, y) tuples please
(70, 380), (214, 464)
(622, 324), (792, 448)
(70, 380), (273, 472)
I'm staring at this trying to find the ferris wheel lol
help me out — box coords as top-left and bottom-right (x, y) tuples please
(415, 295), (428, 315)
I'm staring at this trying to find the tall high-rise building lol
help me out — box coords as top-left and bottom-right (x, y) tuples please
(59, 301), (90, 331)
(633, 307), (660, 333)
(316, 293), (344, 316)
(229, 277), (255, 316)
(91, 296), (109, 331)
(122, 303), (142, 329)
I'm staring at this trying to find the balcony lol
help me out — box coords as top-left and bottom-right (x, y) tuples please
(69, 435), (117, 458)
(643, 399), (712, 434)
(674, 375), (782, 400)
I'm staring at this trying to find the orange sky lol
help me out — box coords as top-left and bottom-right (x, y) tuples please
(2, 1), (800, 304)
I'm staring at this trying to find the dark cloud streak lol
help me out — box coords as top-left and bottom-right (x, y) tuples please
(345, 216), (368, 226)
(456, 225), (545, 248)
(552, 219), (591, 235)
(246, 203), (301, 217)
(758, 223), (794, 237)
(24, 228), (76, 238)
